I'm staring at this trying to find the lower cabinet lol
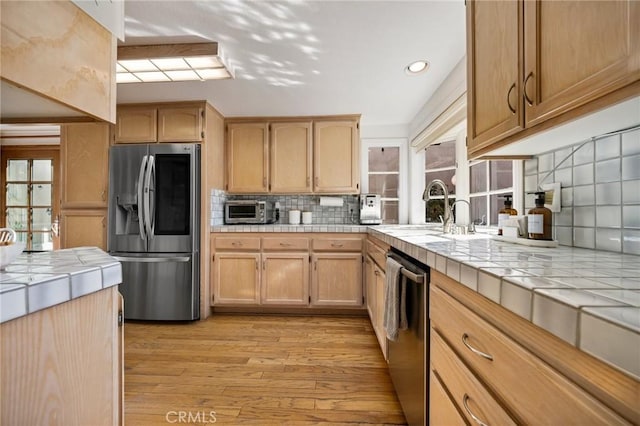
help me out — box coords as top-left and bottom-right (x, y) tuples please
(213, 252), (260, 305)
(211, 233), (364, 310)
(429, 370), (466, 426)
(310, 253), (362, 307)
(364, 236), (389, 358)
(262, 253), (309, 305)
(60, 209), (107, 250)
(429, 270), (633, 425)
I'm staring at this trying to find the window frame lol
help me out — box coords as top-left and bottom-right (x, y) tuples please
(1, 146), (60, 251)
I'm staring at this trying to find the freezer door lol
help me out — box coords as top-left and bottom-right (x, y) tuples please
(147, 144), (200, 253)
(115, 253), (199, 320)
(108, 144), (149, 253)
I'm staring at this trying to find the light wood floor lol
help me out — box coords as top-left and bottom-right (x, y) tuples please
(124, 314), (407, 425)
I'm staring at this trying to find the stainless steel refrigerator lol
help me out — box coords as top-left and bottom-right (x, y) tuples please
(108, 143), (200, 320)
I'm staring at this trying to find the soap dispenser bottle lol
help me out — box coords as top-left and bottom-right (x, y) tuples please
(527, 191), (552, 240)
(498, 195), (518, 236)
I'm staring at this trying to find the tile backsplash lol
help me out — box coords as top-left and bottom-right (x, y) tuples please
(210, 190), (360, 226)
(524, 127), (640, 254)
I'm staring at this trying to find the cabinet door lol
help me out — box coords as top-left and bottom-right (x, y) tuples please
(226, 123), (269, 193)
(115, 107), (157, 143)
(374, 265), (387, 356)
(365, 257), (376, 320)
(158, 106), (203, 142)
(261, 253), (309, 305)
(213, 253), (260, 305)
(429, 369), (467, 426)
(311, 253), (363, 307)
(313, 120), (359, 193)
(60, 123), (109, 208)
(467, 0), (524, 152)
(60, 209), (107, 250)
(270, 122), (312, 193)
(523, 1), (640, 127)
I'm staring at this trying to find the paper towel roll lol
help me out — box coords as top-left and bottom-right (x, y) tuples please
(319, 196), (343, 207)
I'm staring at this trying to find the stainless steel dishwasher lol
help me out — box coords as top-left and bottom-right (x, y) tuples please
(387, 248), (428, 426)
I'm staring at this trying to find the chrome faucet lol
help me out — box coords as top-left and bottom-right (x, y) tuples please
(451, 199), (476, 234)
(423, 179), (452, 233)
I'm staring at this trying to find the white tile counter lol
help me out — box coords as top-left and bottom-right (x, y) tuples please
(212, 224), (368, 233)
(0, 247), (122, 323)
(369, 225), (640, 379)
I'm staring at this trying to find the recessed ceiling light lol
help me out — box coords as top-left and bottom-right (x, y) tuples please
(406, 60), (429, 75)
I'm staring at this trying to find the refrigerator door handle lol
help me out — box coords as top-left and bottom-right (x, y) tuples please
(137, 155), (148, 241)
(143, 154), (155, 239)
(147, 154), (156, 237)
(114, 255), (190, 263)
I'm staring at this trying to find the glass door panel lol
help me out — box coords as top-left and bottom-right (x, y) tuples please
(31, 184), (52, 206)
(154, 154), (190, 235)
(6, 184), (28, 205)
(7, 208), (28, 231)
(7, 160), (28, 181)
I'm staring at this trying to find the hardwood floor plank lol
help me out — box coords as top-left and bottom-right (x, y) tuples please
(124, 314), (406, 425)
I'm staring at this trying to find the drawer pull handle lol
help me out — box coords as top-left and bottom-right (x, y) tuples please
(231, 241), (243, 247)
(506, 82), (516, 114)
(331, 243), (344, 248)
(463, 394), (489, 426)
(462, 333), (493, 361)
(523, 71), (534, 106)
(279, 242), (291, 247)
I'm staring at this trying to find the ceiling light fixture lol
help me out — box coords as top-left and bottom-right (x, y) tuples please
(405, 60), (429, 75)
(116, 42), (234, 83)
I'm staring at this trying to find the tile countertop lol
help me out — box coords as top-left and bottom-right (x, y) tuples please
(0, 247), (122, 324)
(368, 225), (640, 380)
(212, 224), (369, 233)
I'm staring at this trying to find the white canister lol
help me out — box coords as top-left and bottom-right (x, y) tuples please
(302, 211), (312, 224)
(289, 210), (301, 225)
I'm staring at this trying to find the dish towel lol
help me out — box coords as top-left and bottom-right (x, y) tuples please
(384, 256), (408, 341)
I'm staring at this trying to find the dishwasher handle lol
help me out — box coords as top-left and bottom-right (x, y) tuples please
(400, 267), (425, 284)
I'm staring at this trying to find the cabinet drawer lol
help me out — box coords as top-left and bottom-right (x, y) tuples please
(312, 237), (362, 252)
(214, 236), (260, 251)
(431, 329), (516, 425)
(429, 369), (466, 426)
(430, 285), (628, 425)
(366, 239), (387, 271)
(262, 237), (309, 251)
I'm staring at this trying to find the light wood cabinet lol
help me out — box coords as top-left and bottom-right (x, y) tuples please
(261, 253), (309, 305)
(311, 253), (362, 307)
(115, 104), (204, 144)
(1, 287), (122, 426)
(213, 253), (260, 305)
(226, 122), (269, 193)
(430, 270), (635, 425)
(60, 123), (110, 208)
(313, 120), (359, 193)
(225, 116), (360, 195)
(467, 0), (640, 156)
(60, 209), (107, 250)
(429, 370), (466, 426)
(270, 122), (312, 193)
(364, 236), (390, 358)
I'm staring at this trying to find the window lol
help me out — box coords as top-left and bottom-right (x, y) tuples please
(367, 147), (400, 223)
(469, 160), (514, 226)
(424, 141), (456, 222)
(1, 148), (60, 251)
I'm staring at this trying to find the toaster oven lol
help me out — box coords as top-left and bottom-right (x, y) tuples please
(225, 200), (276, 224)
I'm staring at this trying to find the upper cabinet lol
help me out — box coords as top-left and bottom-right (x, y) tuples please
(0, 1), (116, 123)
(225, 116), (360, 194)
(467, 0), (640, 157)
(115, 104), (204, 144)
(226, 122), (269, 193)
(313, 120), (360, 194)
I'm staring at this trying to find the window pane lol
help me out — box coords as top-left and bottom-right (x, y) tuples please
(32, 232), (53, 251)
(6, 184), (28, 206)
(7, 208), (28, 231)
(425, 170), (456, 195)
(15, 231), (28, 245)
(369, 174), (398, 198)
(425, 199), (454, 223)
(470, 196), (487, 226)
(31, 184), (51, 206)
(32, 208), (52, 230)
(490, 194), (500, 226)
(381, 200), (399, 224)
(369, 147), (399, 172)
(470, 162), (487, 193)
(425, 142), (455, 169)
(7, 160), (28, 181)
(490, 161), (513, 190)
(32, 160), (52, 181)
